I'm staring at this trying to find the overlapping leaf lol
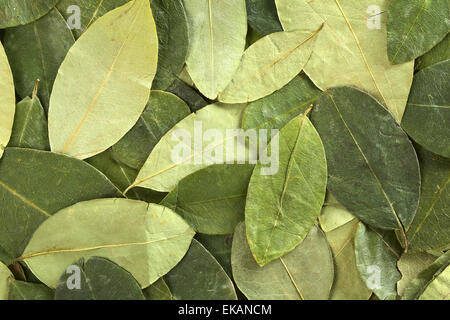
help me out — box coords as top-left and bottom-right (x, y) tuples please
(246, 113), (327, 266)
(20, 199), (195, 288)
(0, 0), (58, 28)
(276, 0), (414, 122)
(0, 41), (15, 159)
(3, 8), (75, 109)
(311, 87), (420, 233)
(232, 223), (334, 300)
(48, 0), (158, 159)
(183, 0), (247, 99)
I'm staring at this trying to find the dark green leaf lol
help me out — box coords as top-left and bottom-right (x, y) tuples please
(164, 239), (237, 300)
(311, 87), (421, 232)
(246, 0), (282, 35)
(8, 279), (53, 300)
(166, 78), (209, 112)
(151, 0), (189, 90)
(55, 257), (145, 300)
(0, 0), (58, 28)
(402, 60), (450, 158)
(196, 234), (233, 277)
(8, 95), (49, 150)
(0, 148), (121, 258)
(416, 35), (450, 71)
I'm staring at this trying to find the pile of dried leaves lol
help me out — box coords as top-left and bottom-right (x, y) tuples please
(0, 0), (448, 300)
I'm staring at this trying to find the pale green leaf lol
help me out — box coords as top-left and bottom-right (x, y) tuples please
(232, 223), (334, 300)
(246, 113), (327, 266)
(0, 41), (15, 159)
(164, 239), (237, 300)
(387, 0), (450, 64)
(319, 192), (355, 233)
(219, 28), (321, 103)
(21, 199), (195, 288)
(326, 219), (372, 300)
(128, 103), (252, 192)
(184, 0), (247, 99)
(0, 262), (12, 300)
(48, 0), (158, 159)
(419, 266), (450, 300)
(276, 0), (414, 122)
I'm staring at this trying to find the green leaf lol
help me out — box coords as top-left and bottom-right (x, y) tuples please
(151, 0), (189, 90)
(0, 262), (12, 300)
(319, 192), (355, 233)
(20, 199), (195, 289)
(387, 0), (450, 64)
(8, 95), (49, 150)
(7, 279), (53, 300)
(56, 0), (128, 39)
(406, 145), (450, 252)
(232, 223), (334, 300)
(86, 148), (167, 203)
(218, 28), (321, 103)
(417, 35), (450, 71)
(161, 164), (254, 234)
(143, 278), (173, 300)
(111, 91), (191, 170)
(48, 0), (158, 159)
(403, 251), (450, 300)
(355, 222), (402, 300)
(311, 87), (421, 233)
(0, 148), (121, 259)
(128, 102), (250, 192)
(326, 219), (372, 300)
(167, 78), (209, 112)
(241, 73), (321, 134)
(401, 60), (450, 158)
(246, 0), (282, 35)
(419, 265), (450, 300)
(246, 113), (327, 266)
(55, 257), (145, 300)
(0, 41), (15, 159)
(3, 8), (75, 110)
(196, 234), (233, 277)
(276, 0), (414, 122)
(0, 0), (58, 28)
(184, 0), (247, 99)
(397, 251), (438, 297)
(164, 239), (237, 300)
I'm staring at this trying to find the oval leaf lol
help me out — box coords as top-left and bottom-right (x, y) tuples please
(0, 0), (58, 28)
(8, 95), (49, 150)
(20, 199), (195, 288)
(164, 239), (237, 300)
(311, 87), (420, 233)
(276, 0), (414, 122)
(232, 223), (334, 300)
(0, 148), (121, 259)
(401, 60), (450, 158)
(0, 262), (12, 300)
(246, 113), (327, 266)
(219, 28), (321, 103)
(55, 257), (145, 300)
(48, 0), (158, 159)
(387, 0), (450, 64)
(407, 145), (450, 252)
(3, 8), (75, 110)
(128, 103), (251, 192)
(184, 0), (247, 99)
